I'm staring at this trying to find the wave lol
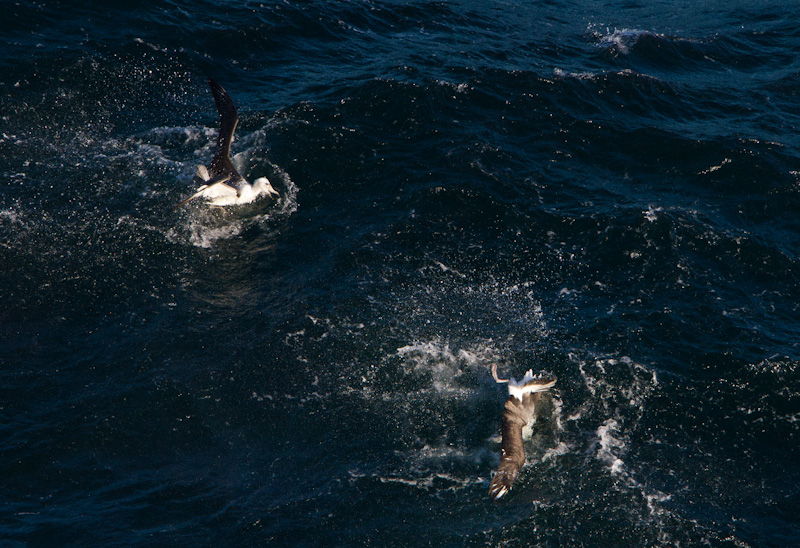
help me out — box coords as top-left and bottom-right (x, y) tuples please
(590, 23), (800, 80)
(4, 2), (800, 546)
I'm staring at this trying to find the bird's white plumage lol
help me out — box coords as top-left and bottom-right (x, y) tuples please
(506, 369), (557, 401)
(193, 166), (278, 206)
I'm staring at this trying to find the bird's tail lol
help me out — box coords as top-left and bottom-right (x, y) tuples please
(171, 185), (209, 211)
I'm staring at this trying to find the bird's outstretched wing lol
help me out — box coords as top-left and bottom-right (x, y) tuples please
(489, 393), (537, 500)
(207, 77), (243, 184)
(488, 369), (556, 501)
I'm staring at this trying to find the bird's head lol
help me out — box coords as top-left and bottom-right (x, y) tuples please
(253, 177), (279, 198)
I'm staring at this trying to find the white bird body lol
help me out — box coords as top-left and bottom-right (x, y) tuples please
(191, 165), (277, 207)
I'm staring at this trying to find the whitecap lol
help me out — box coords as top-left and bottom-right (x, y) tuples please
(553, 67), (596, 80)
(594, 27), (655, 54)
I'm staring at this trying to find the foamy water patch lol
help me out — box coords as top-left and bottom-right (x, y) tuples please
(565, 354), (673, 522)
(541, 441), (572, 463)
(0, 207), (22, 226)
(394, 339), (504, 394)
(185, 216), (245, 249)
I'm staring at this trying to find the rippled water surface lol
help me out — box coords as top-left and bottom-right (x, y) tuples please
(2, 1), (800, 546)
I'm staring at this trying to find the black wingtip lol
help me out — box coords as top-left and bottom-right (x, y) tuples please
(207, 77), (237, 118)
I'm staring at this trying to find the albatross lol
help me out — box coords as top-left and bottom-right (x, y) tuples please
(175, 78), (278, 208)
(488, 364), (556, 501)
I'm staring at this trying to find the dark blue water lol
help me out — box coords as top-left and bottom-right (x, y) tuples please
(3, 1), (800, 546)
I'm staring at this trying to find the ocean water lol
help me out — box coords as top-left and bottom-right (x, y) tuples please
(2, 0), (800, 546)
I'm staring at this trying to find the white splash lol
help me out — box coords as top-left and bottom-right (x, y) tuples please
(573, 354), (671, 521)
(541, 441), (572, 462)
(594, 418), (626, 475)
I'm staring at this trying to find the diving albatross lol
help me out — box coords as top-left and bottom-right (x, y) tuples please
(488, 364), (556, 501)
(175, 78), (278, 208)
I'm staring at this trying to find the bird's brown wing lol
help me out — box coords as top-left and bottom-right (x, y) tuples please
(488, 392), (540, 500)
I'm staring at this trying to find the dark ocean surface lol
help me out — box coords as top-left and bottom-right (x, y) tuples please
(2, 1), (800, 546)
